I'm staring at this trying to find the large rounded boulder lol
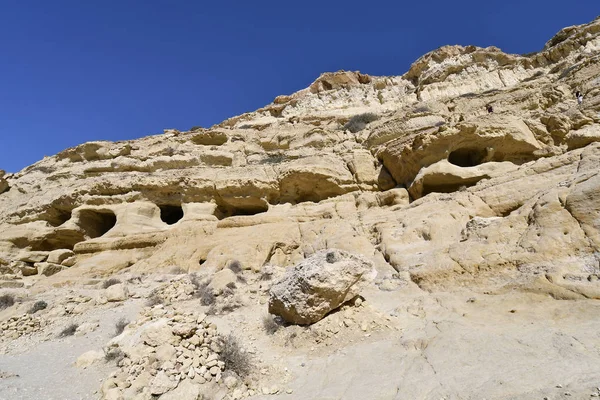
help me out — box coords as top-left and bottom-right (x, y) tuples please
(268, 249), (377, 325)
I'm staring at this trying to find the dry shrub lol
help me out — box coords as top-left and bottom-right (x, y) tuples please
(102, 278), (121, 289)
(146, 292), (164, 307)
(262, 315), (280, 335)
(190, 275), (215, 306)
(169, 266), (187, 275)
(219, 334), (252, 377)
(343, 113), (379, 133)
(228, 260), (242, 274)
(105, 347), (125, 363)
(59, 323), (79, 337)
(114, 317), (129, 336)
(0, 294), (15, 310)
(28, 300), (48, 314)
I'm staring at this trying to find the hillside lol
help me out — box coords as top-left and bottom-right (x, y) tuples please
(1, 16), (600, 400)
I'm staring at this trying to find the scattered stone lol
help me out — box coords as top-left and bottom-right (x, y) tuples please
(105, 284), (129, 302)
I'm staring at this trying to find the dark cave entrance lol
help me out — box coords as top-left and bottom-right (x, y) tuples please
(447, 148), (488, 167)
(160, 205), (184, 225)
(78, 209), (117, 238)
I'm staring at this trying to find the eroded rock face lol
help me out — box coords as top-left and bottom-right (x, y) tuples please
(268, 249), (376, 324)
(0, 17), (597, 303)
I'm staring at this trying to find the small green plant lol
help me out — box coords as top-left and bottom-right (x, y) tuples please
(262, 315), (280, 335)
(343, 113), (379, 133)
(219, 334), (252, 377)
(28, 300), (48, 314)
(114, 317), (129, 336)
(190, 126), (203, 132)
(59, 323), (79, 337)
(0, 294), (15, 310)
(102, 278), (121, 289)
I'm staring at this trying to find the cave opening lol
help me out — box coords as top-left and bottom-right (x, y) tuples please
(47, 209), (73, 227)
(448, 148), (488, 167)
(160, 205), (184, 225)
(78, 209), (117, 238)
(215, 203), (269, 220)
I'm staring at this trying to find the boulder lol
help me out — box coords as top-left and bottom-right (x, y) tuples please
(268, 249), (376, 324)
(35, 262), (64, 276)
(18, 251), (48, 263)
(12, 261), (37, 276)
(47, 249), (75, 264)
(105, 283), (129, 302)
(208, 268), (237, 295)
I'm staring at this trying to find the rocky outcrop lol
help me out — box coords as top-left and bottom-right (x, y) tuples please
(268, 249), (376, 324)
(0, 17), (598, 303)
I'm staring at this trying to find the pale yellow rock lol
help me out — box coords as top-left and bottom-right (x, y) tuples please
(75, 350), (104, 368)
(105, 283), (129, 302)
(141, 319), (176, 347)
(47, 249), (74, 264)
(208, 268), (237, 295)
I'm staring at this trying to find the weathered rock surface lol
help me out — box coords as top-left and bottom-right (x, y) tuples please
(1, 16), (600, 400)
(269, 249), (376, 324)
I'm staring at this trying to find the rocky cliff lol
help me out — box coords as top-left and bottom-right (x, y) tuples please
(1, 16), (600, 400)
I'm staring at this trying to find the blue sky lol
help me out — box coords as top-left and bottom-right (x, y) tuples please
(0, 1), (597, 172)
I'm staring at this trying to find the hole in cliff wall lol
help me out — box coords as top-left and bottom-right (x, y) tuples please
(215, 202), (269, 219)
(78, 209), (117, 238)
(45, 209), (73, 227)
(160, 205), (184, 225)
(421, 178), (484, 197)
(448, 148), (488, 167)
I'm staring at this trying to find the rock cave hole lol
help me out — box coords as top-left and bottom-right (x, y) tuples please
(448, 148), (489, 167)
(159, 204), (184, 225)
(48, 208), (73, 227)
(215, 203), (269, 219)
(78, 209), (117, 238)
(421, 178), (484, 197)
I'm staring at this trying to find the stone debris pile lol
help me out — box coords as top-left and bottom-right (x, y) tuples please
(101, 306), (256, 400)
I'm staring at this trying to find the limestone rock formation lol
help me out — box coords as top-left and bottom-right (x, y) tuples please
(1, 17), (600, 400)
(268, 249), (376, 324)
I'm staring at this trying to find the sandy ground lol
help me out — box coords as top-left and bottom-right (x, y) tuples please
(1, 275), (600, 400)
(0, 298), (141, 400)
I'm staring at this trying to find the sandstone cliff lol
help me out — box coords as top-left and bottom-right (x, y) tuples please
(1, 17), (600, 400)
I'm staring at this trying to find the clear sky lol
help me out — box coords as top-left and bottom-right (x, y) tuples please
(0, 1), (597, 172)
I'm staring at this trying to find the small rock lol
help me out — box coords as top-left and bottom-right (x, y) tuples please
(75, 350), (104, 368)
(150, 371), (178, 395)
(106, 284), (129, 302)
